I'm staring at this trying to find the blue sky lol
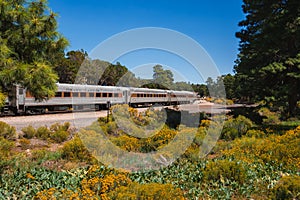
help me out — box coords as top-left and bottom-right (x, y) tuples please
(48, 0), (244, 83)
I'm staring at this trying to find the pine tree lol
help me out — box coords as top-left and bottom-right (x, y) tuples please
(235, 0), (300, 116)
(0, 0), (68, 101)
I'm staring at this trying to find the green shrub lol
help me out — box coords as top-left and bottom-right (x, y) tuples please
(50, 122), (70, 132)
(223, 126), (300, 169)
(36, 126), (51, 140)
(258, 107), (280, 125)
(61, 135), (92, 162)
(0, 92), (6, 109)
(203, 159), (247, 184)
(111, 135), (140, 152)
(226, 99), (234, 105)
(50, 130), (69, 143)
(0, 137), (14, 158)
(108, 182), (185, 200)
(221, 115), (253, 140)
(22, 125), (36, 139)
(31, 149), (62, 163)
(246, 129), (265, 138)
(19, 138), (31, 150)
(271, 175), (300, 200)
(0, 121), (16, 140)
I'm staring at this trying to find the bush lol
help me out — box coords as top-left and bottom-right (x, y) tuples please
(203, 159), (247, 184)
(22, 125), (36, 139)
(108, 182), (185, 200)
(50, 122), (70, 132)
(61, 135), (92, 162)
(111, 135), (140, 152)
(36, 126), (51, 140)
(221, 115), (253, 140)
(271, 175), (300, 200)
(223, 126), (300, 168)
(245, 129), (265, 138)
(258, 107), (280, 125)
(226, 99), (234, 105)
(50, 130), (69, 143)
(19, 138), (31, 150)
(0, 137), (14, 158)
(0, 121), (16, 140)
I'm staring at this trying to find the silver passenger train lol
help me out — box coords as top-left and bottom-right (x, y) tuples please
(1, 83), (197, 115)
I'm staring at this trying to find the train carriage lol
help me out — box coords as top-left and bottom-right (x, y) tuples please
(2, 83), (197, 115)
(129, 87), (169, 106)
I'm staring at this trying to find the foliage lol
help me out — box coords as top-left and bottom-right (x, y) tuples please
(22, 123), (70, 143)
(221, 115), (253, 140)
(0, 137), (14, 158)
(223, 126), (300, 169)
(271, 175), (300, 200)
(36, 126), (51, 140)
(191, 83), (208, 97)
(49, 122), (70, 143)
(0, 167), (82, 199)
(205, 77), (225, 98)
(0, 0), (68, 100)
(60, 135), (93, 162)
(258, 107), (281, 125)
(245, 129), (265, 138)
(0, 91), (5, 109)
(203, 159), (247, 184)
(151, 64), (174, 89)
(0, 121), (16, 140)
(108, 182), (185, 200)
(55, 49), (87, 84)
(235, 0), (300, 115)
(50, 130), (69, 143)
(19, 138), (31, 150)
(22, 125), (37, 139)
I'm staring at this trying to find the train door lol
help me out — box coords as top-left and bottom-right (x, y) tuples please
(18, 87), (25, 106)
(15, 86), (25, 114)
(167, 91), (172, 105)
(123, 89), (129, 104)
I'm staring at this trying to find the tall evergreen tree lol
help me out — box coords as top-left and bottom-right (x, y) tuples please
(0, 0), (68, 101)
(235, 0), (300, 116)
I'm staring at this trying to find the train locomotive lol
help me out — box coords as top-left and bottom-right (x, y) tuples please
(1, 83), (198, 115)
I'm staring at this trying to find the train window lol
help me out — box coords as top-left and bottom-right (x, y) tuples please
(19, 89), (23, 95)
(64, 92), (71, 97)
(80, 92), (86, 97)
(103, 93), (107, 97)
(26, 91), (33, 97)
(73, 92), (79, 97)
(131, 93), (137, 98)
(108, 93), (113, 97)
(89, 93), (95, 97)
(114, 93), (119, 98)
(96, 93), (101, 97)
(55, 92), (62, 97)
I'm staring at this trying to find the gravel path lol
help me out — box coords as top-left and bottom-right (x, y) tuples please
(1, 111), (107, 131)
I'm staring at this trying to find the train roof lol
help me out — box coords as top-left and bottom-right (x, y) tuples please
(56, 83), (196, 94)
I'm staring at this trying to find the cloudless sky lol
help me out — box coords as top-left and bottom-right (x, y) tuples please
(48, 0), (244, 83)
